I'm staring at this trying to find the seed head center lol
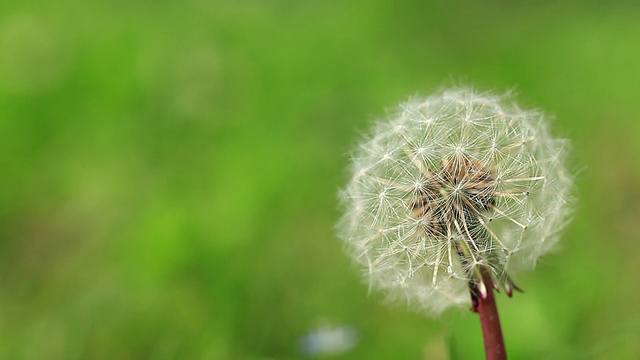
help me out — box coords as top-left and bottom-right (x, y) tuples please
(410, 157), (496, 236)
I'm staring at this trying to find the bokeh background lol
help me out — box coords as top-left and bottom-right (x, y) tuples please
(1, 1), (640, 359)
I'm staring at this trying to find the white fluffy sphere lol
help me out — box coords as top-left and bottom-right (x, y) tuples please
(338, 88), (573, 315)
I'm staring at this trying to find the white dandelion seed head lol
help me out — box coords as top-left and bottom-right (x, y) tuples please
(337, 88), (573, 316)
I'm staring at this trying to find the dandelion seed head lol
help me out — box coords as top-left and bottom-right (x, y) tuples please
(337, 88), (573, 316)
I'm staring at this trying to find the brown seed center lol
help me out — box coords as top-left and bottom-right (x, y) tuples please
(410, 157), (496, 237)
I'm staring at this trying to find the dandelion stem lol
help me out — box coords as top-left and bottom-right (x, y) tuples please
(471, 265), (507, 360)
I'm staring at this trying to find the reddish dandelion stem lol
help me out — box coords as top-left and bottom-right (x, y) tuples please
(471, 265), (507, 360)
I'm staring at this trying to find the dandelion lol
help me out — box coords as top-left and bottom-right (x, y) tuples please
(338, 87), (572, 359)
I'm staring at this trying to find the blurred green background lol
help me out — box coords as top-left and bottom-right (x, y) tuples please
(1, 0), (640, 359)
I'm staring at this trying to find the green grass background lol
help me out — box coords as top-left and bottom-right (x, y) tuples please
(1, 1), (639, 359)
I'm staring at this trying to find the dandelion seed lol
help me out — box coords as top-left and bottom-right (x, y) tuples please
(337, 87), (573, 316)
